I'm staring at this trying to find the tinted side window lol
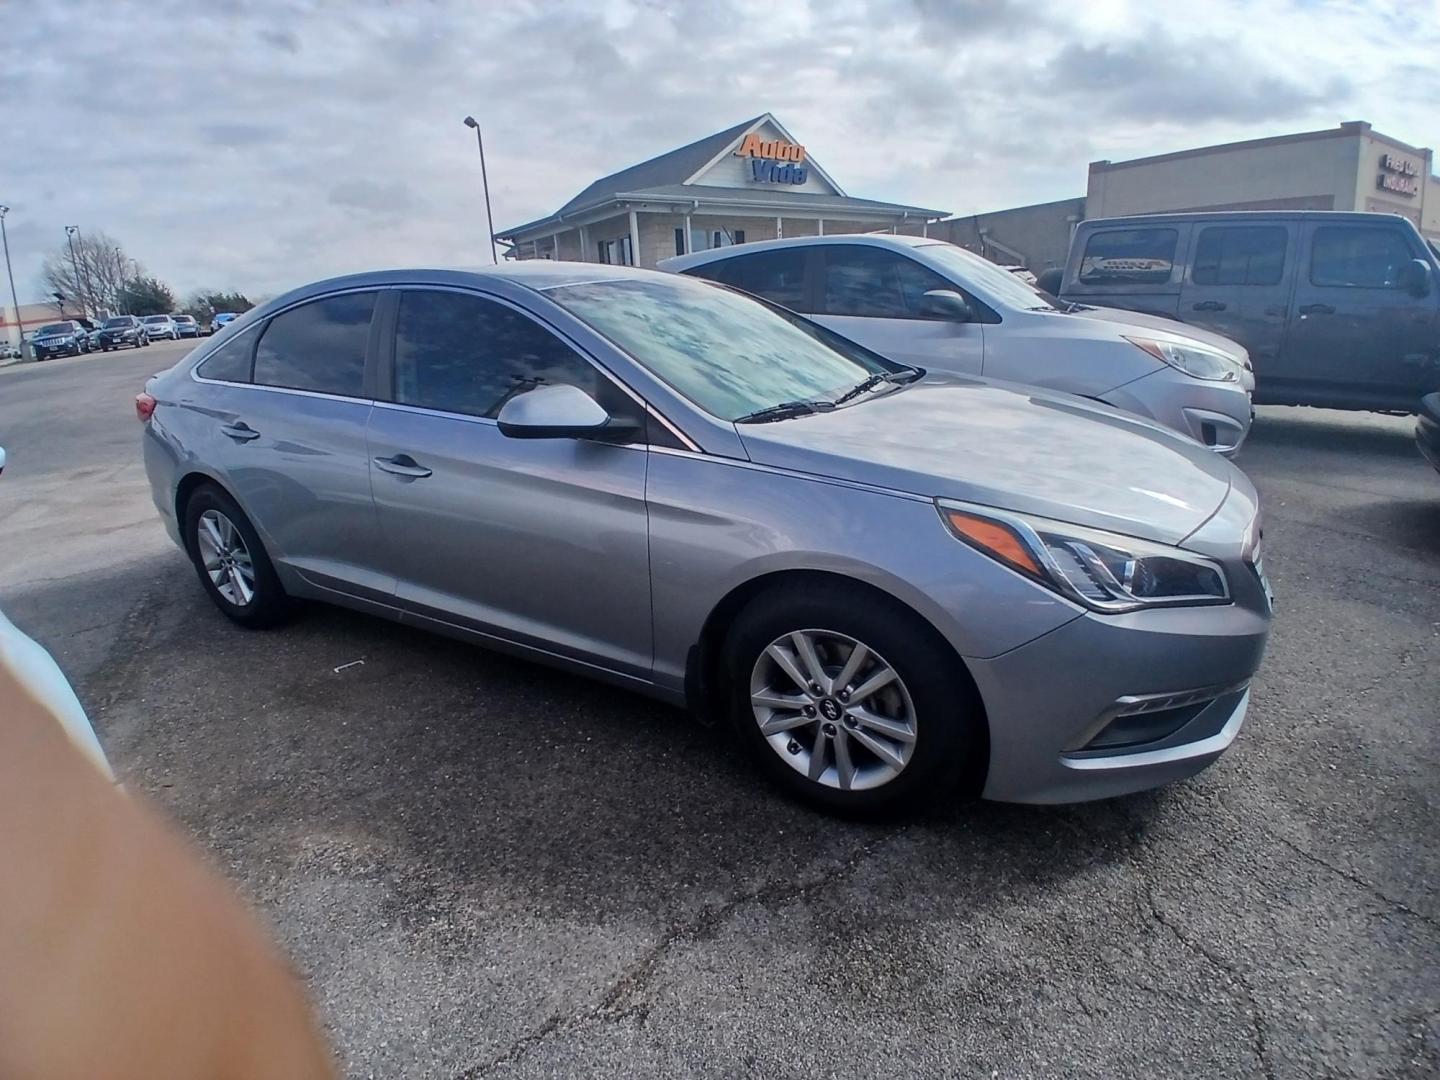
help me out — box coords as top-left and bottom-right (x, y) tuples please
(393, 290), (599, 418)
(690, 249), (808, 310)
(253, 291), (376, 396)
(1310, 226), (1413, 288)
(1078, 228), (1178, 285)
(1192, 226), (1287, 286)
(196, 325), (257, 383)
(822, 246), (951, 318)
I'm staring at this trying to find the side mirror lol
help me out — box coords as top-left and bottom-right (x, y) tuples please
(496, 383), (640, 443)
(1399, 258), (1432, 298)
(917, 289), (974, 322)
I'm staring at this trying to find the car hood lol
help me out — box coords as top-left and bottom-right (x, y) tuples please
(734, 374), (1236, 546)
(1067, 304), (1248, 361)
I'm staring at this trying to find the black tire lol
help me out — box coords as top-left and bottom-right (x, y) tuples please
(723, 580), (985, 815)
(182, 484), (291, 628)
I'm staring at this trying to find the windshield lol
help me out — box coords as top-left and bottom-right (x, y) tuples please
(545, 276), (892, 421)
(37, 323), (72, 335)
(103, 317), (131, 328)
(175, 315), (193, 322)
(917, 243), (1061, 311)
(143, 315), (168, 323)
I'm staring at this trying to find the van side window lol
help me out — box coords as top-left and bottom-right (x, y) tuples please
(1310, 227), (1413, 288)
(821, 246), (951, 319)
(687, 249), (808, 310)
(1078, 229), (1178, 285)
(1192, 227), (1287, 286)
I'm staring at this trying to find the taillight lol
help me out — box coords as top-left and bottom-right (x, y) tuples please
(135, 392), (156, 422)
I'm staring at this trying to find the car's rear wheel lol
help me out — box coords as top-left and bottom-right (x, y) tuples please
(723, 581), (984, 814)
(183, 485), (290, 628)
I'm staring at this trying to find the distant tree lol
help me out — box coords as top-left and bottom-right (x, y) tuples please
(40, 230), (135, 317)
(120, 276), (177, 316)
(183, 289), (255, 322)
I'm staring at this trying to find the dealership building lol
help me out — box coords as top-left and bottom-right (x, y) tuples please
(496, 113), (947, 267)
(932, 120), (1440, 271)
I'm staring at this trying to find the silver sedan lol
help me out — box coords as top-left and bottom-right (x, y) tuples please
(139, 265), (1272, 811)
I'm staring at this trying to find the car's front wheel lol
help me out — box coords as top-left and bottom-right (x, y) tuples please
(724, 581), (985, 814)
(183, 485), (290, 627)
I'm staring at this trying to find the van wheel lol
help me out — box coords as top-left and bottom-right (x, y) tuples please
(183, 485), (290, 627)
(723, 581), (984, 814)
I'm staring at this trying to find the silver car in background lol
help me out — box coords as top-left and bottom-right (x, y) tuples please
(140, 264), (1271, 811)
(142, 314), (179, 340)
(661, 235), (1254, 454)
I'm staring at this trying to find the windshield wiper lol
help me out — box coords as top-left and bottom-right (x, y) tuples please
(734, 400), (836, 424)
(831, 367), (922, 406)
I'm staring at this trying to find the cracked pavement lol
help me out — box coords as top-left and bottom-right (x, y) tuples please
(2, 345), (1437, 1078)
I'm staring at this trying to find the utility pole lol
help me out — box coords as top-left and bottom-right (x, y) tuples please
(0, 206), (24, 358)
(463, 115), (499, 264)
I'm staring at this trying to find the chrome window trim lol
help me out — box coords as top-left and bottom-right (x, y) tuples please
(188, 366), (373, 407)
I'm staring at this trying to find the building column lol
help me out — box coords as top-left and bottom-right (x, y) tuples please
(817, 218), (824, 236)
(628, 208), (640, 267)
(579, 223), (590, 263)
(683, 212), (693, 253)
(553, 230), (563, 260)
(921, 220), (928, 238)
(775, 216), (783, 239)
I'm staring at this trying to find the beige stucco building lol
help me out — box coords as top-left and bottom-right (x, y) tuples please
(496, 114), (947, 268)
(928, 121), (1439, 272)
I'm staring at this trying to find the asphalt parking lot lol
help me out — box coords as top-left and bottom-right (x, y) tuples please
(2, 341), (1437, 1079)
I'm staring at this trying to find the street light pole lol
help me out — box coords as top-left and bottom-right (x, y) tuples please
(65, 225), (86, 317)
(0, 206), (24, 359)
(463, 115), (499, 264)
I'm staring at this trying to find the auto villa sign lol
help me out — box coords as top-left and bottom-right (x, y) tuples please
(1377, 151), (1420, 197)
(735, 133), (809, 185)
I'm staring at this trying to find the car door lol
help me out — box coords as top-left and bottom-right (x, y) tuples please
(1178, 222), (1295, 379)
(190, 289), (395, 605)
(809, 244), (985, 374)
(1280, 221), (1439, 409)
(365, 287), (652, 678)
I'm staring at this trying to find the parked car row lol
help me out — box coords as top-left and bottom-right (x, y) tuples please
(660, 234), (1256, 453)
(139, 260), (1274, 815)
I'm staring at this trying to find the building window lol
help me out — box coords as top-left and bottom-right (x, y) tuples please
(1309, 226), (1413, 288)
(1192, 226), (1287, 286)
(734, 229), (746, 245)
(618, 236), (633, 266)
(675, 228), (686, 257)
(1078, 228), (1178, 285)
(597, 240), (613, 264)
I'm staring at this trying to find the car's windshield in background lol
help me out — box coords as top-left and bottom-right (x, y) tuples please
(545, 276), (890, 421)
(143, 316), (167, 323)
(103, 317), (130, 328)
(36, 324), (71, 335)
(918, 243), (1062, 311)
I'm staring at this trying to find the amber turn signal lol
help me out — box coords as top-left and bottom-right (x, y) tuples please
(941, 509), (1044, 577)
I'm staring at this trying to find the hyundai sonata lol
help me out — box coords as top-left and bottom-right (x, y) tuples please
(140, 265), (1272, 811)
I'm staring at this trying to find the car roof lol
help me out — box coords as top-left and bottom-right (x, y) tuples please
(1077, 210), (1422, 229)
(658, 232), (940, 273)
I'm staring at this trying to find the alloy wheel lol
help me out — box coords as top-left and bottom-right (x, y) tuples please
(196, 508), (256, 606)
(749, 628), (918, 792)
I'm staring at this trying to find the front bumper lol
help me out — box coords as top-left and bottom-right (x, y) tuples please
(32, 340), (80, 356)
(1104, 370), (1253, 456)
(969, 594), (1269, 803)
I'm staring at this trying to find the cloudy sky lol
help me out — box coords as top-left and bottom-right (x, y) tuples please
(4, 0), (1436, 303)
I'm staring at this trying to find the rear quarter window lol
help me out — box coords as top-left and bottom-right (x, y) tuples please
(195, 326), (257, 383)
(1078, 228), (1178, 285)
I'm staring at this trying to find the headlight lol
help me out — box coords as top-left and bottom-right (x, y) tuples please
(938, 501), (1230, 613)
(1125, 336), (1238, 382)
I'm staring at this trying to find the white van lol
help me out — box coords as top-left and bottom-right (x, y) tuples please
(660, 234), (1254, 454)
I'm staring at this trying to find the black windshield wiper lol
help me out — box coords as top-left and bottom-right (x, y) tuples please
(831, 367), (922, 406)
(734, 400), (836, 424)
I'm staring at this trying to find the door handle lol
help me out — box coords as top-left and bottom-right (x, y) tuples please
(220, 422), (260, 442)
(373, 454), (432, 479)
(1191, 300), (1227, 312)
(1298, 303), (1335, 316)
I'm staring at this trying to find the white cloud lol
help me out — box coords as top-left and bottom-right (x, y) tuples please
(1, 0), (1433, 301)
